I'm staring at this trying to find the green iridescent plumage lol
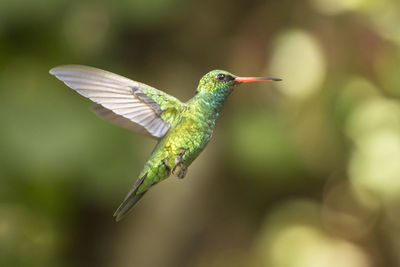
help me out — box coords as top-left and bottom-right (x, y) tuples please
(50, 65), (280, 221)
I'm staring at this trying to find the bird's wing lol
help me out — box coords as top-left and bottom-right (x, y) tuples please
(50, 65), (185, 139)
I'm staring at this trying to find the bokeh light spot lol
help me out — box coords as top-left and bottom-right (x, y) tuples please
(257, 200), (371, 267)
(369, 4), (400, 44)
(268, 30), (326, 100)
(347, 98), (400, 199)
(310, 0), (364, 15)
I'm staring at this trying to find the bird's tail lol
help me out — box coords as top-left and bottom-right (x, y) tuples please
(113, 174), (147, 222)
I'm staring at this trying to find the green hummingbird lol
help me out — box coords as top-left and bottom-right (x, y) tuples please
(50, 65), (281, 221)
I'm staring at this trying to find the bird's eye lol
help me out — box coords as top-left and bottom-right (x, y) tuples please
(216, 74), (225, 81)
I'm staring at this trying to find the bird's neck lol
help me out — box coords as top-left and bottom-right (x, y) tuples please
(188, 89), (233, 121)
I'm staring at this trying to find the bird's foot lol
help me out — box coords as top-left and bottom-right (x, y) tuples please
(172, 148), (188, 179)
(173, 163), (187, 179)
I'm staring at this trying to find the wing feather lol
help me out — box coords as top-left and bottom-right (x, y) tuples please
(50, 65), (185, 139)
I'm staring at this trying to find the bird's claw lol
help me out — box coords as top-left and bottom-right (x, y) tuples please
(172, 148), (188, 179)
(173, 163), (187, 179)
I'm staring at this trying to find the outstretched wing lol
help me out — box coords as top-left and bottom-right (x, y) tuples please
(50, 65), (185, 139)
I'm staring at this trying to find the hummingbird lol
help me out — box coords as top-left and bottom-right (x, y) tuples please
(50, 65), (281, 221)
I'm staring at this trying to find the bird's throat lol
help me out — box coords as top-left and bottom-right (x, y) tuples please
(189, 89), (232, 120)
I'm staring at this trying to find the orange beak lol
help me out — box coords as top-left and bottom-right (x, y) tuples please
(234, 77), (282, 83)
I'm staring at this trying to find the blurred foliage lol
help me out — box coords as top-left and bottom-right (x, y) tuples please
(1, 0), (400, 266)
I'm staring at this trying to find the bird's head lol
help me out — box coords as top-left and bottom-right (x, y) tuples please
(197, 69), (281, 95)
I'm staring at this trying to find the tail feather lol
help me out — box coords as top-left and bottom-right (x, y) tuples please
(113, 174), (147, 222)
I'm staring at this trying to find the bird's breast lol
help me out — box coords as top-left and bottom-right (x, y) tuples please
(163, 112), (215, 168)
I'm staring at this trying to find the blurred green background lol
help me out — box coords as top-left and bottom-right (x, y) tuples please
(1, 0), (400, 266)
